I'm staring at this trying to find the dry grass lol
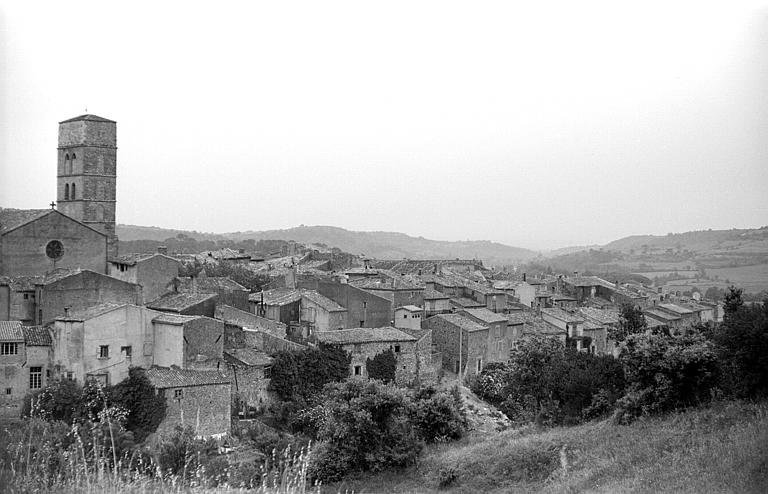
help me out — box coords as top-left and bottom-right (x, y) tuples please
(325, 400), (768, 493)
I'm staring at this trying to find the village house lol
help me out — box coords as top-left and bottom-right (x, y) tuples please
(459, 308), (512, 364)
(147, 291), (218, 318)
(316, 327), (422, 384)
(175, 275), (249, 312)
(249, 288), (301, 323)
(643, 307), (682, 331)
(394, 305), (424, 330)
(657, 302), (698, 324)
(349, 277), (424, 316)
(215, 304), (287, 339)
(493, 279), (537, 308)
(152, 313), (224, 370)
(299, 289), (347, 333)
(424, 313), (489, 377)
(541, 307), (596, 352)
(223, 348), (273, 416)
(449, 297), (486, 311)
(0, 322), (52, 417)
(298, 280), (393, 328)
(109, 252), (181, 303)
(422, 288), (451, 317)
(146, 366), (231, 438)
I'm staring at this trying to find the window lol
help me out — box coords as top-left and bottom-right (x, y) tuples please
(23, 293), (29, 300)
(354, 365), (362, 376)
(403, 314), (408, 319)
(476, 358), (482, 373)
(264, 366), (272, 379)
(362, 301), (367, 309)
(394, 345), (401, 353)
(174, 389), (183, 399)
(1, 342), (19, 355)
(45, 240), (64, 260)
(64, 183), (69, 200)
(5, 388), (11, 395)
(455, 360), (460, 373)
(98, 345), (109, 359)
(121, 345), (132, 358)
(71, 183), (76, 199)
(29, 367), (42, 390)
(65, 372), (75, 381)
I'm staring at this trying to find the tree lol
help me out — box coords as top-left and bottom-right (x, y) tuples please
(723, 286), (744, 316)
(610, 304), (648, 343)
(268, 343), (351, 402)
(107, 367), (167, 442)
(366, 349), (397, 383)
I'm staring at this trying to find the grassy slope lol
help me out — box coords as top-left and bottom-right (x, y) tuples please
(328, 400), (768, 494)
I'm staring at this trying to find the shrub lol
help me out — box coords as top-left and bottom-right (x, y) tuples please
(308, 380), (424, 482)
(268, 343), (351, 401)
(23, 378), (82, 422)
(107, 367), (166, 442)
(411, 385), (467, 443)
(615, 333), (719, 423)
(366, 348), (397, 383)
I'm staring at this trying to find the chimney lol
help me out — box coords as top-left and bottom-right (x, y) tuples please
(64, 306), (70, 318)
(615, 280), (620, 289)
(157, 245), (168, 255)
(573, 271), (579, 278)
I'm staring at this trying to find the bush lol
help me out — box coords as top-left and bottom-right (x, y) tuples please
(614, 333), (719, 423)
(107, 367), (166, 442)
(23, 378), (82, 422)
(308, 380), (424, 482)
(268, 343), (351, 401)
(411, 385), (467, 443)
(366, 349), (397, 383)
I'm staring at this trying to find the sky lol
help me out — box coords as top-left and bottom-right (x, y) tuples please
(1, 1), (767, 250)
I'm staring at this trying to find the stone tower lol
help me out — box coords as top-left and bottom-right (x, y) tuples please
(56, 114), (118, 258)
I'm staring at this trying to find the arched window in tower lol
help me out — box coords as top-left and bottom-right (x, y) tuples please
(64, 154), (70, 175)
(95, 204), (105, 221)
(71, 153), (76, 173)
(64, 183), (69, 200)
(71, 183), (76, 199)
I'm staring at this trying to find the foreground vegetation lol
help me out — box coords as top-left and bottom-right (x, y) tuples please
(329, 399), (768, 493)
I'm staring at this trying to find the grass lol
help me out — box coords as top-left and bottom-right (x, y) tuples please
(324, 400), (768, 493)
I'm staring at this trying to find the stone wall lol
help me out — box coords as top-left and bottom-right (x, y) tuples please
(216, 304), (287, 338)
(156, 383), (231, 438)
(0, 286), (36, 324)
(183, 317), (224, 367)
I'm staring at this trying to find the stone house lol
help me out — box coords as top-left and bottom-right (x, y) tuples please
(223, 348), (273, 416)
(394, 305), (423, 330)
(540, 308), (593, 351)
(175, 275), (249, 312)
(216, 304), (287, 339)
(109, 252), (180, 303)
(152, 313), (224, 370)
(493, 280), (537, 308)
(0, 322), (52, 417)
(643, 307), (682, 330)
(298, 280), (392, 329)
(315, 327), (421, 384)
(146, 366), (231, 438)
(350, 277), (424, 317)
(299, 289), (347, 333)
(249, 288), (302, 323)
(422, 288), (451, 317)
(459, 308), (513, 364)
(0, 276), (39, 325)
(147, 292), (218, 318)
(657, 303), (698, 324)
(424, 313), (489, 377)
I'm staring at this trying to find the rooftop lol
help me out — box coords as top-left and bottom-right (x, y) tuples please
(449, 297), (486, 309)
(658, 303), (694, 315)
(300, 289), (347, 312)
(146, 366), (230, 388)
(58, 303), (125, 321)
(177, 276), (247, 293)
(460, 307), (508, 324)
(224, 348), (273, 367)
(59, 114), (116, 124)
(578, 307), (620, 325)
(422, 288), (450, 300)
(429, 313), (488, 333)
(644, 308), (681, 321)
(541, 307), (584, 323)
(315, 327), (417, 344)
(395, 305), (423, 312)
(147, 292), (217, 312)
(22, 326), (52, 346)
(350, 277), (423, 291)
(249, 288), (302, 305)
(152, 313), (205, 325)
(0, 321), (24, 341)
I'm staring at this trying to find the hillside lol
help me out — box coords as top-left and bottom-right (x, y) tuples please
(117, 224), (539, 263)
(329, 400), (768, 493)
(604, 227), (768, 255)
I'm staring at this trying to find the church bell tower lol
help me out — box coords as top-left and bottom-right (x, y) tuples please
(56, 114), (118, 258)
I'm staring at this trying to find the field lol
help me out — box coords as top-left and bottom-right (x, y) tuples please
(326, 400), (768, 493)
(706, 264), (768, 293)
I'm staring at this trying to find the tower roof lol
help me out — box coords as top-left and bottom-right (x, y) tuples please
(59, 114), (116, 124)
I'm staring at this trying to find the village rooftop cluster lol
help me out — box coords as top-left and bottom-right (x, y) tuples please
(0, 115), (724, 437)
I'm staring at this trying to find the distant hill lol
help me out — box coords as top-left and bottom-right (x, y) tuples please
(116, 224), (539, 264)
(603, 227), (768, 255)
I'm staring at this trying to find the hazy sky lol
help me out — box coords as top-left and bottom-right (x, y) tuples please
(1, 1), (767, 250)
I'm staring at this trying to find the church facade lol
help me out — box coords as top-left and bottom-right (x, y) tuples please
(0, 114), (118, 276)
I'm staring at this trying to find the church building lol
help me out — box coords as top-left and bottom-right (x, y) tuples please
(0, 115), (118, 276)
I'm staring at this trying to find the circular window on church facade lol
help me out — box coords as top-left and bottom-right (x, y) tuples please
(46, 240), (64, 260)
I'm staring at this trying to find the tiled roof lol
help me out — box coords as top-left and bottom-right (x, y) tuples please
(658, 303), (694, 315)
(177, 276), (247, 293)
(301, 290), (347, 312)
(249, 288), (302, 305)
(22, 326), (52, 346)
(110, 253), (156, 266)
(492, 280), (526, 290)
(507, 312), (534, 325)
(551, 294), (577, 301)
(644, 316), (668, 328)
(316, 327), (417, 344)
(429, 313), (488, 333)
(522, 319), (565, 337)
(152, 313), (204, 325)
(0, 321), (24, 341)
(59, 114), (116, 124)
(0, 208), (50, 234)
(541, 307), (584, 323)
(643, 308), (680, 321)
(506, 301), (533, 311)
(0, 275), (42, 291)
(422, 288), (450, 300)
(59, 303), (125, 321)
(395, 305), (423, 312)
(578, 307), (620, 325)
(146, 366), (230, 388)
(41, 268), (84, 285)
(147, 292), (216, 312)
(350, 277), (423, 291)
(461, 308), (508, 324)
(224, 349), (273, 367)
(449, 297), (485, 308)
